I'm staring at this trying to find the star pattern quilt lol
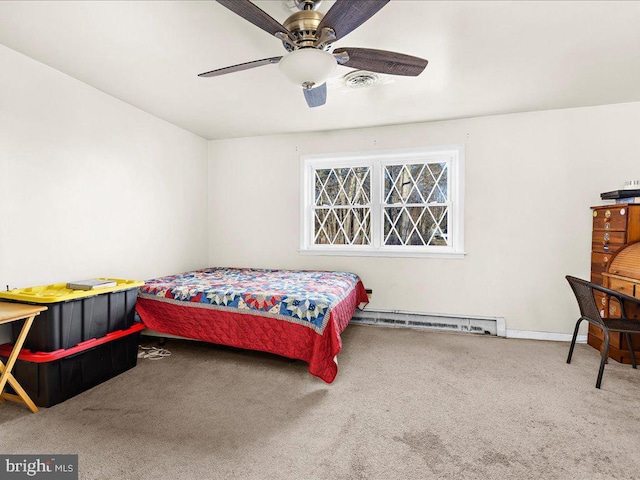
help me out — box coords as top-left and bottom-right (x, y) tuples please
(136, 267), (368, 383)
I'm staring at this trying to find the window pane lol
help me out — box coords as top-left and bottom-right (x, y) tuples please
(406, 207), (427, 245)
(352, 167), (370, 205)
(314, 169), (331, 205)
(304, 146), (461, 255)
(426, 206), (449, 246)
(331, 209), (347, 244)
(313, 207), (372, 245)
(334, 209), (350, 244)
(340, 169), (356, 205)
(382, 205), (451, 247)
(315, 166), (371, 206)
(314, 209), (331, 244)
(396, 166), (413, 203)
(384, 165), (403, 204)
(426, 162), (448, 203)
(381, 160), (451, 247)
(312, 165), (371, 246)
(395, 208), (412, 244)
(383, 207), (423, 246)
(407, 163), (426, 204)
(383, 207), (403, 245)
(351, 208), (371, 245)
(385, 163), (450, 205)
(350, 208), (371, 244)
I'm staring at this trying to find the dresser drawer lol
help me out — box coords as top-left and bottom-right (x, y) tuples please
(591, 230), (626, 253)
(608, 278), (636, 297)
(606, 280), (640, 319)
(591, 252), (612, 275)
(592, 207), (629, 231)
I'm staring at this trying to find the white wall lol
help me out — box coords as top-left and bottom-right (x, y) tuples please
(208, 101), (640, 336)
(0, 45), (209, 341)
(4, 36), (634, 341)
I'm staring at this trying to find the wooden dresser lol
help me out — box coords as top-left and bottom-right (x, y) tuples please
(589, 204), (640, 363)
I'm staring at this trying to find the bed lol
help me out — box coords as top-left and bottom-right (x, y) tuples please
(135, 267), (368, 383)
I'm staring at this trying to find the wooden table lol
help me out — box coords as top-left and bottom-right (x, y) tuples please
(0, 302), (47, 412)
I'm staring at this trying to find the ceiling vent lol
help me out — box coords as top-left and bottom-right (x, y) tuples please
(342, 70), (383, 89)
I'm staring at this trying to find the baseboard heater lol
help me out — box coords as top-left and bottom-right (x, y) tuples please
(351, 309), (502, 336)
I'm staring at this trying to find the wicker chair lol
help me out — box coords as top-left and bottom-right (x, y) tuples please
(566, 275), (640, 388)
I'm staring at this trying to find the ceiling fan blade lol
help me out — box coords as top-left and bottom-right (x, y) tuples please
(216, 0), (289, 37)
(334, 48), (428, 77)
(317, 0), (389, 41)
(198, 57), (282, 78)
(303, 83), (327, 108)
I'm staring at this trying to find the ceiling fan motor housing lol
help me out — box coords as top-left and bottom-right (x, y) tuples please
(281, 10), (333, 51)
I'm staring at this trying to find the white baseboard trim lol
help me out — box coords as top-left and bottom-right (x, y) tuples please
(506, 328), (587, 343)
(142, 322), (585, 344)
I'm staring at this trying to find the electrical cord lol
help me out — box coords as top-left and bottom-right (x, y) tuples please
(138, 345), (171, 360)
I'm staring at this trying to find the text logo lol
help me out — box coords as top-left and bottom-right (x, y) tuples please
(0, 455), (77, 480)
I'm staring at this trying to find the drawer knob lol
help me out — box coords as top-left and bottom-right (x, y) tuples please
(604, 233), (610, 241)
(605, 210), (611, 218)
(620, 208), (626, 216)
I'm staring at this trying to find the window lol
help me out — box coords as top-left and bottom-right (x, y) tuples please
(300, 145), (464, 258)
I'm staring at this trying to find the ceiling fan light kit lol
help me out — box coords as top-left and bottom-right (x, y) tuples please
(279, 48), (337, 89)
(201, 0), (428, 107)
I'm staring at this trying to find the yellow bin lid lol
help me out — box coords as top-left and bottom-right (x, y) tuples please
(0, 278), (145, 303)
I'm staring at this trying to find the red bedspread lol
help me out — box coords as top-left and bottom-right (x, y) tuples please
(136, 268), (368, 383)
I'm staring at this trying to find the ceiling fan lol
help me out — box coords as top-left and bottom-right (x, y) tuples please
(198, 0), (428, 108)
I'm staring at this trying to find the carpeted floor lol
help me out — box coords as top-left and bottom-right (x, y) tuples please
(1, 325), (640, 479)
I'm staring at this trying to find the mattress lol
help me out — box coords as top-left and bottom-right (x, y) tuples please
(135, 267), (368, 382)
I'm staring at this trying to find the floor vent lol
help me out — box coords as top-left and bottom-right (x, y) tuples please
(351, 309), (501, 336)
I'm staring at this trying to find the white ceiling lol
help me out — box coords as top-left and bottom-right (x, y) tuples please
(1, 1), (639, 140)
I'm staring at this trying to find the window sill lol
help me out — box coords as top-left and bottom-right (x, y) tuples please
(298, 248), (466, 259)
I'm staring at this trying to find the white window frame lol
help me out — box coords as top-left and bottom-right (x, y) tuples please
(300, 145), (465, 258)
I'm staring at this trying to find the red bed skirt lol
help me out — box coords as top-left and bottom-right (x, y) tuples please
(136, 281), (368, 383)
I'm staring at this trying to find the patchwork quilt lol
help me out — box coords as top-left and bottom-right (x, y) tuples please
(136, 267), (368, 383)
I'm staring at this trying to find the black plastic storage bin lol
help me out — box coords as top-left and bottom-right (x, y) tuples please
(0, 279), (143, 352)
(0, 323), (144, 408)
